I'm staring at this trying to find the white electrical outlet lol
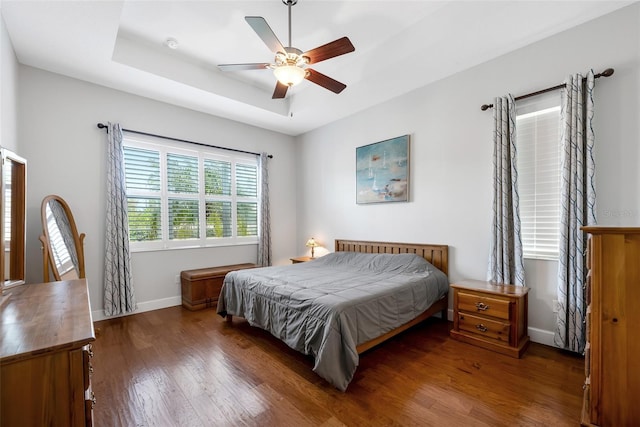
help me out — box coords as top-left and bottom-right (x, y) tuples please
(552, 299), (560, 313)
(175, 275), (180, 285)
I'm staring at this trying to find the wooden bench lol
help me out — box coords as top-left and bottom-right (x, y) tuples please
(180, 263), (257, 311)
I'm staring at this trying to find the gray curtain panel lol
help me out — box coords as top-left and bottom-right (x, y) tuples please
(554, 70), (596, 353)
(257, 152), (272, 267)
(104, 122), (136, 316)
(488, 95), (526, 287)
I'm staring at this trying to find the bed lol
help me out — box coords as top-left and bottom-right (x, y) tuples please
(217, 239), (449, 391)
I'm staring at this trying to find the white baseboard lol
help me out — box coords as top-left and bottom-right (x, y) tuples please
(92, 296), (182, 322)
(527, 326), (557, 347)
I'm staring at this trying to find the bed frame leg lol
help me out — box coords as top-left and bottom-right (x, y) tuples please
(226, 314), (233, 323)
(442, 308), (449, 322)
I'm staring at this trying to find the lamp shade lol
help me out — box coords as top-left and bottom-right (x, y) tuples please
(274, 65), (306, 87)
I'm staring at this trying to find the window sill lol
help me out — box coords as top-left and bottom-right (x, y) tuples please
(130, 241), (258, 253)
(523, 256), (558, 262)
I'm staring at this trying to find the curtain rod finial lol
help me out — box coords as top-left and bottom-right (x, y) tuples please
(481, 104), (492, 111)
(601, 68), (614, 77)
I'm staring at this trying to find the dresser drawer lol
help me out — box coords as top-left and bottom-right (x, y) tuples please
(584, 342), (590, 378)
(458, 292), (511, 320)
(82, 344), (94, 391)
(458, 312), (511, 344)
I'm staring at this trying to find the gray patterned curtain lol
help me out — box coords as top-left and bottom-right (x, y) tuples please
(257, 152), (271, 266)
(554, 71), (596, 353)
(104, 122), (136, 316)
(488, 95), (526, 287)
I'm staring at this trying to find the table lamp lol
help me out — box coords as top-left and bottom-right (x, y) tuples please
(305, 237), (319, 258)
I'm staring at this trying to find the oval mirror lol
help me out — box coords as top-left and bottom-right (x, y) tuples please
(39, 195), (85, 281)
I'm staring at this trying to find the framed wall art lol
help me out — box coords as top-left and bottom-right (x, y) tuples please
(356, 135), (409, 204)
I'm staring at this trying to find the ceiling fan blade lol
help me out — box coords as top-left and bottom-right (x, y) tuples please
(246, 16), (286, 53)
(218, 63), (270, 71)
(272, 81), (289, 99)
(305, 69), (347, 94)
(303, 37), (355, 64)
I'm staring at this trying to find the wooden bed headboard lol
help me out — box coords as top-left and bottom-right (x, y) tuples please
(335, 239), (449, 276)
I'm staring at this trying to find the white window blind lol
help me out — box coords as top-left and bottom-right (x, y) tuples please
(204, 159), (233, 238)
(236, 163), (258, 237)
(122, 132), (259, 251)
(516, 92), (562, 260)
(123, 146), (162, 242)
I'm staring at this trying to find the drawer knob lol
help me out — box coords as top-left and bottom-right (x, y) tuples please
(476, 324), (488, 332)
(475, 302), (490, 311)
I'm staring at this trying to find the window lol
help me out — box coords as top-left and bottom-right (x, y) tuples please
(516, 92), (562, 260)
(122, 132), (259, 251)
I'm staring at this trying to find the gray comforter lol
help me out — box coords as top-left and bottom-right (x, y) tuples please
(217, 251), (449, 391)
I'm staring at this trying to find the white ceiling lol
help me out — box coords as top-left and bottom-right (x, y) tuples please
(1, 0), (632, 136)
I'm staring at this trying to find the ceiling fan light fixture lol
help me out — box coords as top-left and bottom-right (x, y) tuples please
(274, 65), (306, 87)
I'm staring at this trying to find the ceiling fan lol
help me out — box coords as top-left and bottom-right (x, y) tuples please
(217, 0), (355, 99)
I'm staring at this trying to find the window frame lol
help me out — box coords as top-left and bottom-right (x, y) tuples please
(122, 132), (259, 252)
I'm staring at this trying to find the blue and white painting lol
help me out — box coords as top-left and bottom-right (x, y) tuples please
(356, 135), (409, 204)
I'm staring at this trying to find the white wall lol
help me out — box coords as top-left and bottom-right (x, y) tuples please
(11, 3), (640, 342)
(0, 11), (18, 153)
(295, 4), (640, 346)
(18, 66), (297, 318)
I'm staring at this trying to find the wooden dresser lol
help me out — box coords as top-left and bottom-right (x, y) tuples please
(581, 227), (640, 426)
(1, 279), (96, 426)
(450, 279), (530, 358)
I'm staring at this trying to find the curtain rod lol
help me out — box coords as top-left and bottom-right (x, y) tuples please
(480, 68), (614, 111)
(96, 123), (273, 159)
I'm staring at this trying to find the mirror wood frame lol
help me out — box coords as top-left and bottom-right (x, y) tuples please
(0, 147), (27, 307)
(39, 195), (86, 282)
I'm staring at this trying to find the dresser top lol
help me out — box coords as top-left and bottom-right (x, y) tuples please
(582, 226), (640, 234)
(451, 279), (530, 296)
(1, 279), (95, 364)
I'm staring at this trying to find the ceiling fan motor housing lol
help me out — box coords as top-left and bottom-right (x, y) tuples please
(274, 47), (308, 67)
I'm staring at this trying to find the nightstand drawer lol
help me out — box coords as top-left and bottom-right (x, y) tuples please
(458, 292), (510, 320)
(458, 312), (511, 344)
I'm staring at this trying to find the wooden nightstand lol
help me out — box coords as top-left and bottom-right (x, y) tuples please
(450, 279), (530, 358)
(290, 256), (313, 264)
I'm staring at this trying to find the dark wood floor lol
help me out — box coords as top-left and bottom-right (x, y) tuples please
(92, 306), (584, 426)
